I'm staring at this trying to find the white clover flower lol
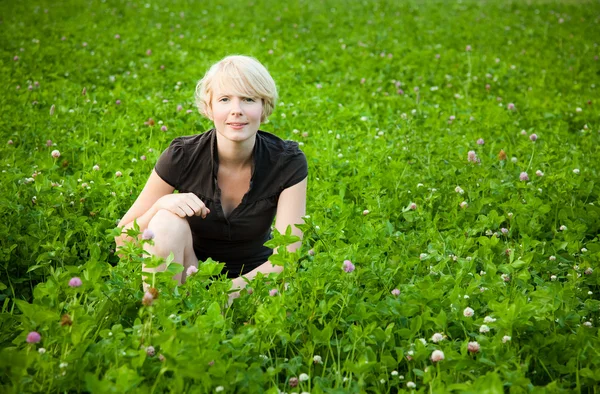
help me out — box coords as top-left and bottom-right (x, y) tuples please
(431, 333), (444, 343)
(391, 370), (398, 376)
(430, 350), (445, 362)
(418, 338), (427, 345)
(313, 355), (322, 364)
(479, 325), (490, 333)
(215, 386), (224, 392)
(299, 373), (309, 382)
(573, 168), (580, 174)
(463, 307), (474, 317)
(464, 295), (470, 299)
(59, 362), (68, 368)
(455, 186), (464, 194)
(581, 248), (587, 253)
(407, 381), (416, 389)
(583, 321), (593, 327)
(380, 378), (386, 384)
(550, 275), (557, 281)
(484, 316), (496, 324)
(38, 348), (46, 354)
(502, 335), (511, 343)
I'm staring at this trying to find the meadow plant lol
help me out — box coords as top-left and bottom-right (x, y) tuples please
(1, 0), (599, 392)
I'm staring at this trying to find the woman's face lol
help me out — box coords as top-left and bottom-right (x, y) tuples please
(210, 85), (263, 144)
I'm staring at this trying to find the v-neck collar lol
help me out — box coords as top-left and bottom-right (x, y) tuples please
(210, 129), (264, 219)
(210, 129), (260, 184)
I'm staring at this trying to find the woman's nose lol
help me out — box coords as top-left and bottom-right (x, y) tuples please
(230, 98), (243, 115)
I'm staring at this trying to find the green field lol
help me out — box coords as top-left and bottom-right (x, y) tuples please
(1, 0), (600, 392)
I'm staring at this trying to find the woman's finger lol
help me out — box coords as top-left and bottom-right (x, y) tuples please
(201, 206), (209, 219)
(185, 198), (203, 216)
(179, 203), (195, 217)
(186, 194), (207, 217)
(174, 206), (187, 218)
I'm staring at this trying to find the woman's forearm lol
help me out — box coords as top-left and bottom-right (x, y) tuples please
(231, 239), (302, 290)
(232, 261), (283, 289)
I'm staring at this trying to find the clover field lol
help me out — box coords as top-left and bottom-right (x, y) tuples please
(1, 0), (600, 392)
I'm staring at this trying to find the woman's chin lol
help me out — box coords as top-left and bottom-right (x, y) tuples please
(216, 129), (257, 143)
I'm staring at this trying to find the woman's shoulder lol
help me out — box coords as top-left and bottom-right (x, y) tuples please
(257, 130), (304, 156)
(256, 131), (307, 190)
(169, 129), (214, 148)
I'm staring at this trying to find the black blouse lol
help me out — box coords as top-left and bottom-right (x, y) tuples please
(154, 129), (308, 278)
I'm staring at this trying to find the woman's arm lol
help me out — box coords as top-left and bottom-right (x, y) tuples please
(231, 177), (307, 290)
(115, 170), (210, 251)
(115, 170), (175, 251)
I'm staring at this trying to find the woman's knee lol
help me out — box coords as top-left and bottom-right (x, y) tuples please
(147, 209), (193, 255)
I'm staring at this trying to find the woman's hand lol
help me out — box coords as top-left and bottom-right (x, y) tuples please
(153, 193), (210, 218)
(227, 290), (240, 308)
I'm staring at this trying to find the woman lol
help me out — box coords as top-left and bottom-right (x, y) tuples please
(114, 55), (308, 299)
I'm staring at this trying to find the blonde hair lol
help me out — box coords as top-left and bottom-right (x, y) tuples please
(195, 55), (278, 123)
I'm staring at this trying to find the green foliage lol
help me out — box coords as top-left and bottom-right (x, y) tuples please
(1, 0), (600, 392)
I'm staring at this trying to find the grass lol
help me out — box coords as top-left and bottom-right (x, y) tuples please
(1, 0), (599, 392)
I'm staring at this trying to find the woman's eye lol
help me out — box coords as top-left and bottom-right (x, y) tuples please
(244, 97), (255, 102)
(219, 97), (229, 102)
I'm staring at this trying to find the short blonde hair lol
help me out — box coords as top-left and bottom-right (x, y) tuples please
(195, 55), (278, 123)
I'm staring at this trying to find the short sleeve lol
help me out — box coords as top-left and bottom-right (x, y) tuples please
(154, 138), (186, 189)
(280, 142), (308, 190)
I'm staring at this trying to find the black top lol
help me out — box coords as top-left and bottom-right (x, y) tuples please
(154, 129), (308, 278)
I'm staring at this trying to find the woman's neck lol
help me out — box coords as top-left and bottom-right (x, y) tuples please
(215, 132), (255, 170)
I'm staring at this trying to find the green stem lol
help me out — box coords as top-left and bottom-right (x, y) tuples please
(526, 143), (536, 172)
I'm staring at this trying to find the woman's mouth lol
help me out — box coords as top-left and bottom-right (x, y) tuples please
(227, 123), (248, 129)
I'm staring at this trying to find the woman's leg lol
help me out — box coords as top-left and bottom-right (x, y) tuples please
(142, 209), (198, 289)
